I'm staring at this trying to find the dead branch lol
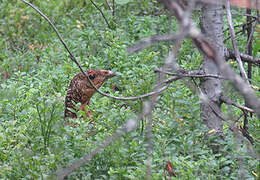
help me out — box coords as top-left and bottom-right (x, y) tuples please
(225, 48), (260, 65)
(240, 124), (254, 144)
(220, 96), (254, 113)
(230, 12), (258, 19)
(246, 22), (257, 54)
(223, 19), (256, 33)
(89, 0), (112, 29)
(225, 0), (249, 83)
(224, 29), (244, 43)
(127, 33), (181, 53)
(245, 8), (254, 118)
(105, 0), (112, 11)
(154, 68), (226, 79)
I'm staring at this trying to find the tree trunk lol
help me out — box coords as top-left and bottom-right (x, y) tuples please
(200, 3), (224, 132)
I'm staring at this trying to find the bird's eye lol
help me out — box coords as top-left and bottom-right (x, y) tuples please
(89, 74), (96, 80)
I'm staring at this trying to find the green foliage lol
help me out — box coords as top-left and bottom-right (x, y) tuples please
(0, 1), (259, 179)
(253, 39), (260, 56)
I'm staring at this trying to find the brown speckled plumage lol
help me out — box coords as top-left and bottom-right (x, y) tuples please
(64, 69), (116, 118)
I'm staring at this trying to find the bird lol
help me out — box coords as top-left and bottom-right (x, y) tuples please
(64, 69), (116, 119)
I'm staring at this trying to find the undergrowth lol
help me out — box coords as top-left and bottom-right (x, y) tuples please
(0, 0), (259, 179)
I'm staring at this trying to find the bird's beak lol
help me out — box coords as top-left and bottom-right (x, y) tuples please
(107, 71), (117, 78)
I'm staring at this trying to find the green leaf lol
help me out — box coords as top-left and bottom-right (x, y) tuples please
(253, 40), (260, 56)
(115, 0), (131, 5)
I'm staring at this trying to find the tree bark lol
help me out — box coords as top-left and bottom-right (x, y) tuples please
(200, 3), (224, 132)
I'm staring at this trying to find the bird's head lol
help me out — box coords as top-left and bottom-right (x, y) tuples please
(86, 69), (117, 88)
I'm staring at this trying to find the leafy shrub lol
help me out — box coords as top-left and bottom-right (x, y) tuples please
(0, 1), (258, 179)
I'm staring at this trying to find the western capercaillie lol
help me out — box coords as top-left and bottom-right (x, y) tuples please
(64, 69), (116, 119)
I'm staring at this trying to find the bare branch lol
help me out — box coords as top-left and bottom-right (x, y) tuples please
(112, 0), (115, 17)
(89, 0), (112, 29)
(20, 0), (73, 63)
(230, 12), (258, 19)
(224, 29), (244, 43)
(154, 68), (226, 79)
(240, 124), (255, 145)
(225, 0), (249, 83)
(105, 0), (112, 11)
(220, 96), (254, 113)
(127, 33), (180, 54)
(225, 48), (260, 65)
(223, 18), (255, 33)
(223, 18), (256, 43)
(246, 22), (257, 54)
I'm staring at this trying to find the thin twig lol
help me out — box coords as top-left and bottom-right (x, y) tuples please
(154, 68), (226, 79)
(224, 29), (244, 43)
(240, 123), (254, 145)
(225, 0), (249, 83)
(89, 0), (112, 29)
(223, 19), (256, 43)
(223, 19), (255, 33)
(105, 0), (112, 11)
(245, 9), (255, 118)
(112, 0), (115, 17)
(127, 33), (181, 54)
(220, 96), (254, 113)
(230, 12), (258, 19)
(246, 22), (257, 55)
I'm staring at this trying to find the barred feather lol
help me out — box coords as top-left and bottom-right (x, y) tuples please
(64, 70), (116, 118)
